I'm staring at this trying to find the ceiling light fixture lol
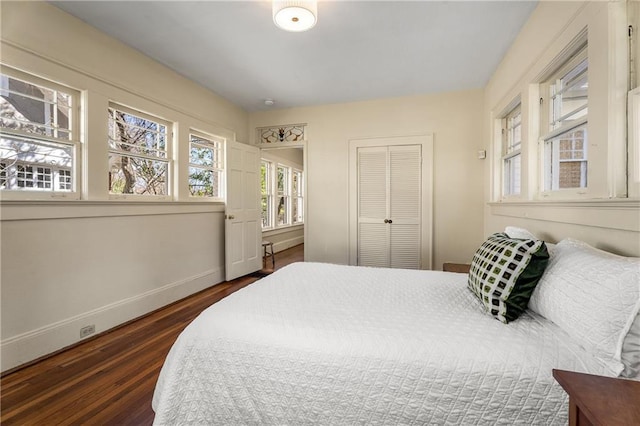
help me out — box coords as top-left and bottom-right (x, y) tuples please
(273, 0), (317, 32)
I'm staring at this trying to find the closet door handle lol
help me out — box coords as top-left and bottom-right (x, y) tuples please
(383, 219), (393, 224)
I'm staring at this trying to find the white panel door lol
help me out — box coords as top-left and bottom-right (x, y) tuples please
(225, 141), (262, 281)
(355, 144), (422, 269)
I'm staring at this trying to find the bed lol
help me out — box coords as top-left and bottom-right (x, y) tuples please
(152, 235), (640, 425)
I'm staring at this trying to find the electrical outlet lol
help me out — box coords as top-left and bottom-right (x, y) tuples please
(80, 325), (95, 339)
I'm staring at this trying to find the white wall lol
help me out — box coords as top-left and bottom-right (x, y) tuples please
(483, 1), (640, 256)
(250, 89), (486, 270)
(0, 2), (248, 371)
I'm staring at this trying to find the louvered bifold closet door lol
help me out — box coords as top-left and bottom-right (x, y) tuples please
(357, 147), (389, 267)
(389, 145), (421, 269)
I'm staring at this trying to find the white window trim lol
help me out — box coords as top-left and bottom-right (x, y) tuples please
(0, 66), (81, 200)
(107, 102), (173, 201)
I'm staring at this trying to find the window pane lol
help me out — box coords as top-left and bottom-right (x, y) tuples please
(189, 134), (222, 169)
(108, 108), (167, 158)
(0, 135), (74, 192)
(550, 58), (588, 129)
(506, 108), (521, 153)
(545, 126), (587, 190)
(109, 153), (168, 195)
(190, 145), (214, 167)
(261, 195), (270, 228)
(261, 162), (269, 195)
(292, 196), (303, 224)
(277, 196), (288, 225)
(188, 167), (221, 197)
(558, 160), (587, 189)
(0, 75), (72, 140)
(277, 166), (287, 194)
(503, 154), (521, 196)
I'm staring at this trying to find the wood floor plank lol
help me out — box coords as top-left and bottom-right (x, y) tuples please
(0, 244), (304, 425)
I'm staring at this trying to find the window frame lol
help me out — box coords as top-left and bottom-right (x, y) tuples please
(0, 66), (81, 200)
(260, 158), (304, 231)
(261, 159), (274, 229)
(628, 86), (640, 198)
(188, 130), (225, 201)
(291, 168), (304, 224)
(107, 103), (172, 200)
(501, 103), (522, 198)
(539, 45), (589, 196)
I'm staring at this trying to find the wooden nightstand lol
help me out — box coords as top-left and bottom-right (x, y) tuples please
(442, 262), (471, 273)
(553, 369), (640, 426)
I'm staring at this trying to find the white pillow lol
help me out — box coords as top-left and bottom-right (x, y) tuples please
(529, 239), (640, 376)
(504, 226), (537, 240)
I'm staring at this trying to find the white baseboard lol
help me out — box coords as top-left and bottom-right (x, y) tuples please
(273, 236), (304, 254)
(1, 268), (222, 372)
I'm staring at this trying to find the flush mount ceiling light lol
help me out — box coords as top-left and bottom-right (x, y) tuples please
(273, 0), (317, 32)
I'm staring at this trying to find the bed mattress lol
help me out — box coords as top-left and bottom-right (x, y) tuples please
(152, 262), (605, 425)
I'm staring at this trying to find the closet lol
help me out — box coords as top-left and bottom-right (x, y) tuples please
(349, 135), (433, 269)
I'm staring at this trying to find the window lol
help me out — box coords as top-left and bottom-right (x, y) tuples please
(0, 69), (78, 197)
(276, 165), (289, 226)
(541, 46), (588, 191)
(261, 159), (303, 230)
(108, 105), (170, 196)
(502, 103), (522, 196)
(188, 132), (224, 199)
(261, 160), (273, 228)
(628, 86), (640, 197)
(292, 169), (303, 224)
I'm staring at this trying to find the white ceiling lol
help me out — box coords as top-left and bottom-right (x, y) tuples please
(51, 1), (538, 112)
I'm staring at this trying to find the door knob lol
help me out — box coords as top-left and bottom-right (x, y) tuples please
(227, 215), (235, 220)
(388, 219), (393, 224)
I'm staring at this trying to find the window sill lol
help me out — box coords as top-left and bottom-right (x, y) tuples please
(0, 200), (225, 221)
(262, 224), (304, 236)
(488, 199), (640, 232)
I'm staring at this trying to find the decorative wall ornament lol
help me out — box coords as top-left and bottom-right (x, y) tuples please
(257, 124), (306, 145)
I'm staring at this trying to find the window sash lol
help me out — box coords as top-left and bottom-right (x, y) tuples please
(0, 133), (77, 193)
(188, 132), (224, 199)
(108, 107), (168, 159)
(547, 49), (588, 133)
(0, 68), (80, 198)
(0, 72), (73, 141)
(108, 153), (169, 196)
(543, 124), (588, 191)
(501, 103), (522, 197)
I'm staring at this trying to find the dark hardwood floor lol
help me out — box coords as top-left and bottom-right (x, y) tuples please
(1, 244), (304, 425)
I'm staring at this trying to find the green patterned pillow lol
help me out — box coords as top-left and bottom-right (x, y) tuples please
(468, 233), (549, 323)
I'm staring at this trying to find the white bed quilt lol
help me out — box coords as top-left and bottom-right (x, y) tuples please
(152, 262), (605, 425)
